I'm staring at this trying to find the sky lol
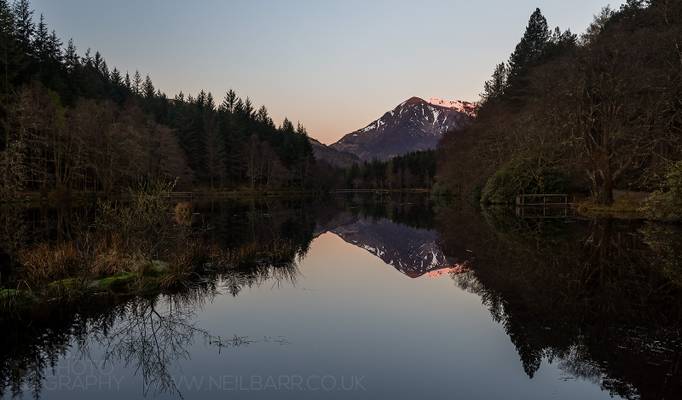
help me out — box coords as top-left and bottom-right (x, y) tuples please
(31, 0), (623, 144)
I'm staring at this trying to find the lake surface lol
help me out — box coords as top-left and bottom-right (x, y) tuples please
(1, 195), (681, 399)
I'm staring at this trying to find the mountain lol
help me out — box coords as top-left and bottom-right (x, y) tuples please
(330, 96), (475, 161)
(332, 218), (453, 278)
(309, 137), (360, 168)
(316, 214), (470, 278)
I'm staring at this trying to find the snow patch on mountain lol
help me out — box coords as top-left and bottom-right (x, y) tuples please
(427, 97), (477, 117)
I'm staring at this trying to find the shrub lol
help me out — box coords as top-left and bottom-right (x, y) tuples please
(481, 158), (568, 204)
(644, 161), (682, 221)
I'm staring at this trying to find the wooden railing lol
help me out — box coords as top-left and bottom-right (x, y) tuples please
(515, 194), (570, 206)
(515, 194), (574, 219)
(165, 192), (195, 200)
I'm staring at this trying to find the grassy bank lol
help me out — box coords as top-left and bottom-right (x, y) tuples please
(0, 188), (325, 205)
(0, 260), (207, 314)
(0, 181), (314, 314)
(575, 191), (650, 220)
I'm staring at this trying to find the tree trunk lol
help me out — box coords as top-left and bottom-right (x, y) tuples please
(593, 166), (614, 205)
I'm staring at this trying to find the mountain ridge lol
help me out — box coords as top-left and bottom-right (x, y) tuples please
(329, 96), (475, 161)
(308, 137), (360, 168)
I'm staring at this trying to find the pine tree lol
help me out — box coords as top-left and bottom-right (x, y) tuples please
(142, 74), (154, 99)
(33, 13), (48, 60)
(46, 30), (61, 61)
(220, 89), (237, 113)
(204, 115), (226, 188)
(0, 0), (20, 93)
(243, 97), (254, 118)
(12, 0), (33, 54)
(64, 39), (78, 71)
(255, 105), (273, 125)
(582, 7), (614, 44)
(124, 71), (131, 90)
(233, 97), (244, 115)
(82, 48), (92, 66)
(281, 118), (294, 133)
(296, 122), (307, 136)
(196, 90), (206, 107)
(93, 51), (102, 71)
(133, 70), (141, 94)
(99, 58), (108, 78)
(0, 0), (12, 38)
(546, 27), (577, 56)
(206, 92), (215, 110)
(110, 68), (122, 86)
(481, 63), (507, 103)
(507, 8), (549, 88)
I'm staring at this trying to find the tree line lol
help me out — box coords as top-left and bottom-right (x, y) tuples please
(438, 0), (682, 205)
(315, 150), (437, 191)
(0, 0), (315, 197)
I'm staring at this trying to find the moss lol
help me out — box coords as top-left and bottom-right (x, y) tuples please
(1, 262), (179, 312)
(47, 278), (82, 290)
(0, 288), (38, 309)
(89, 272), (138, 293)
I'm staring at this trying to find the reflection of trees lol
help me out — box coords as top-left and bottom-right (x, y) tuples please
(0, 257), (299, 399)
(348, 192), (436, 229)
(221, 262), (299, 297)
(0, 299), (118, 399)
(0, 197), (314, 399)
(640, 223), (682, 288)
(97, 295), (208, 398)
(438, 205), (682, 399)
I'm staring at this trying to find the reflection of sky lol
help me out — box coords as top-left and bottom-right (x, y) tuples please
(31, 0), (624, 144)
(45, 232), (620, 399)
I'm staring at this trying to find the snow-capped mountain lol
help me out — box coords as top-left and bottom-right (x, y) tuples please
(331, 96), (475, 161)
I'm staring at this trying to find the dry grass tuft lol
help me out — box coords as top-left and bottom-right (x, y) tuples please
(18, 241), (81, 283)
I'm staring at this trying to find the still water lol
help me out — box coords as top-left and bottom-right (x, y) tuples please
(1, 195), (681, 399)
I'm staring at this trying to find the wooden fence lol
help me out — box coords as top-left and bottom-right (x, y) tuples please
(515, 194), (574, 219)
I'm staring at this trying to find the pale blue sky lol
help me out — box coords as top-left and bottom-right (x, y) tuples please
(31, 0), (622, 143)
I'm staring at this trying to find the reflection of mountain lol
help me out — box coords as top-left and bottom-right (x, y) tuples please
(319, 216), (459, 278)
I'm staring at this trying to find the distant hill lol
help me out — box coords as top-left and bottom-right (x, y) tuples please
(309, 137), (360, 168)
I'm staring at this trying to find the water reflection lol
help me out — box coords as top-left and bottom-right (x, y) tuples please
(0, 195), (681, 399)
(439, 205), (682, 399)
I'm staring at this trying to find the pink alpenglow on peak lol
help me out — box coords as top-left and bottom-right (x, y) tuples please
(425, 264), (471, 278)
(427, 97), (477, 117)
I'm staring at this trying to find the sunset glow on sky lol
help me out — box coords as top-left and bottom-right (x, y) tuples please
(32, 0), (623, 144)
